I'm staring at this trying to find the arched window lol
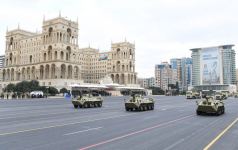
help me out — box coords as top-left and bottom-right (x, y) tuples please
(48, 27), (53, 36)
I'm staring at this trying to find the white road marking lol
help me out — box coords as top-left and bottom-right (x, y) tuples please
(163, 138), (185, 150)
(0, 114), (133, 136)
(64, 127), (102, 136)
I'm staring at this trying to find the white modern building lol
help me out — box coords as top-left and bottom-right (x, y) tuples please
(190, 45), (236, 92)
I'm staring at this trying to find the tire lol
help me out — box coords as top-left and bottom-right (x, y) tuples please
(83, 103), (88, 108)
(151, 105), (154, 110)
(196, 110), (201, 115)
(74, 105), (78, 109)
(94, 103), (98, 107)
(98, 102), (102, 107)
(125, 107), (129, 111)
(144, 106), (147, 111)
(139, 106), (143, 111)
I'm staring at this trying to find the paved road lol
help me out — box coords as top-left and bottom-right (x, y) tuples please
(0, 96), (238, 150)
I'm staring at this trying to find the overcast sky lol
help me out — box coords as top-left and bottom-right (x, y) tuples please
(0, 0), (238, 78)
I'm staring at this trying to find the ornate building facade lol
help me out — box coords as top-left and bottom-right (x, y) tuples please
(0, 15), (137, 90)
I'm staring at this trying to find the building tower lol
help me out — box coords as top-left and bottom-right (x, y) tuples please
(110, 41), (137, 85)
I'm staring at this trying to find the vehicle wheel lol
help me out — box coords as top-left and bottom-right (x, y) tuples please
(74, 105), (78, 109)
(139, 106), (143, 111)
(125, 107), (129, 111)
(196, 110), (201, 115)
(216, 107), (222, 116)
(144, 106), (147, 111)
(147, 105), (151, 110)
(151, 105), (154, 110)
(79, 105), (82, 108)
(94, 103), (98, 107)
(83, 103), (88, 108)
(98, 102), (102, 107)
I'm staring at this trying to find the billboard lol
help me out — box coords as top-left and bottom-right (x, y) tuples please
(201, 48), (220, 85)
(99, 53), (108, 61)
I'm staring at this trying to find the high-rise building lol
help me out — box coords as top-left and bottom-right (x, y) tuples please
(155, 62), (177, 91)
(138, 77), (156, 88)
(170, 58), (192, 91)
(190, 45), (236, 91)
(0, 15), (137, 90)
(181, 58), (192, 90)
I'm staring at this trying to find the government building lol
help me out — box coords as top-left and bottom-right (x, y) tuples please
(0, 15), (137, 91)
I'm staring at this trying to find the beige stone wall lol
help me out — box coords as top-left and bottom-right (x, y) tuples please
(0, 16), (137, 90)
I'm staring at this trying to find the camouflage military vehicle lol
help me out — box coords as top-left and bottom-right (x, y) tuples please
(234, 92), (238, 98)
(125, 94), (154, 111)
(186, 91), (201, 99)
(72, 93), (103, 108)
(196, 96), (225, 115)
(221, 91), (228, 100)
(215, 92), (225, 100)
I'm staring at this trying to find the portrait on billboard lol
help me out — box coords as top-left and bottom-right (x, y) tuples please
(201, 48), (220, 85)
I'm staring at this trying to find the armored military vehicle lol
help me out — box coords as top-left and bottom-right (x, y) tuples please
(221, 91), (228, 100)
(72, 93), (103, 108)
(196, 96), (225, 115)
(186, 91), (201, 99)
(215, 92), (225, 100)
(125, 94), (154, 111)
(234, 92), (238, 98)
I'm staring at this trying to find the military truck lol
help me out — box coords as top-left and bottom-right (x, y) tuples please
(196, 96), (225, 116)
(186, 91), (201, 99)
(125, 94), (154, 111)
(72, 93), (103, 108)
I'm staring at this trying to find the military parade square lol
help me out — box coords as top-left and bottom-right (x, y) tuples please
(1, 0), (238, 150)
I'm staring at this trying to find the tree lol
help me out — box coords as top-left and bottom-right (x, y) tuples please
(60, 88), (68, 94)
(15, 81), (31, 93)
(48, 87), (59, 96)
(4, 83), (15, 92)
(29, 80), (40, 91)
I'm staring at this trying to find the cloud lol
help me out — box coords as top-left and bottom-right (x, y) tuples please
(0, 0), (238, 78)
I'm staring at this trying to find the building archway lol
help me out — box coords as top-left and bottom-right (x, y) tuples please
(27, 67), (30, 80)
(68, 65), (72, 79)
(40, 65), (44, 79)
(10, 68), (14, 81)
(111, 74), (114, 83)
(21, 68), (26, 80)
(115, 74), (119, 83)
(51, 64), (56, 79)
(121, 74), (125, 84)
(45, 64), (50, 79)
(61, 64), (66, 78)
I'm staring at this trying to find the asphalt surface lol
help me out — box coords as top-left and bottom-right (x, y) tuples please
(0, 96), (238, 150)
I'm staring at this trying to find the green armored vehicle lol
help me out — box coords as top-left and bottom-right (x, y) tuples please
(186, 91), (201, 99)
(125, 94), (154, 111)
(196, 96), (225, 115)
(234, 92), (238, 98)
(72, 93), (103, 108)
(215, 92), (225, 100)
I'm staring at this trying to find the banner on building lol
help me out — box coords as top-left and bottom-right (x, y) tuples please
(99, 53), (108, 61)
(201, 48), (220, 85)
